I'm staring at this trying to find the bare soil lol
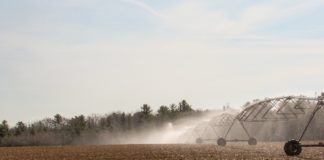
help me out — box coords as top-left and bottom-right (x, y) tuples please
(0, 143), (323, 160)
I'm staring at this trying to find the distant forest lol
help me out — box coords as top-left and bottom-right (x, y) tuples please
(0, 100), (206, 146)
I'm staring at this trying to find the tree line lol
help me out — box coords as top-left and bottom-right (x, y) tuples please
(0, 100), (206, 146)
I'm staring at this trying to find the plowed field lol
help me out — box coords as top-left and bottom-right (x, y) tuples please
(0, 143), (323, 160)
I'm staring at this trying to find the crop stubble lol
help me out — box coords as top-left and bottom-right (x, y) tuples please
(0, 143), (323, 160)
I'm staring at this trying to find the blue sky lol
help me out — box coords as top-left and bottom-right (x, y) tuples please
(1, 0), (324, 125)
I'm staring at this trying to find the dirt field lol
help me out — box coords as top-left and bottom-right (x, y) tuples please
(0, 143), (323, 160)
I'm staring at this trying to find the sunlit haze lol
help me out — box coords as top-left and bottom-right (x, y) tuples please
(1, 0), (324, 124)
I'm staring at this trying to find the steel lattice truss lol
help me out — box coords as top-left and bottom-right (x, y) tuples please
(236, 96), (318, 122)
(221, 95), (324, 156)
(182, 113), (237, 144)
(192, 122), (211, 137)
(209, 113), (236, 127)
(184, 94), (324, 155)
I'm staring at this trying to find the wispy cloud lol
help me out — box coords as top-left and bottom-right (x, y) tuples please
(123, 0), (324, 36)
(121, 0), (162, 18)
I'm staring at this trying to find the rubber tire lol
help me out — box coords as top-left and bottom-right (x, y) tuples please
(196, 138), (203, 144)
(217, 138), (226, 146)
(284, 139), (302, 156)
(248, 137), (257, 145)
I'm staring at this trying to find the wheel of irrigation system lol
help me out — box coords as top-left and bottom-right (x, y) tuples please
(248, 137), (257, 145)
(284, 139), (302, 156)
(196, 138), (203, 144)
(217, 138), (226, 146)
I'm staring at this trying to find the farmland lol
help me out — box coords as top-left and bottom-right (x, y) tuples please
(0, 143), (323, 160)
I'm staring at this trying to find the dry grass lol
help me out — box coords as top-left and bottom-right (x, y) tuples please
(0, 142), (323, 160)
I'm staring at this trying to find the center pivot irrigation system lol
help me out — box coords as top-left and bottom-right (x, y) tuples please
(194, 112), (258, 146)
(195, 113), (236, 144)
(215, 94), (324, 156)
(192, 93), (324, 156)
(283, 95), (324, 156)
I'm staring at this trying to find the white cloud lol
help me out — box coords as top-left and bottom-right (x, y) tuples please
(121, 0), (163, 17)
(124, 0), (324, 36)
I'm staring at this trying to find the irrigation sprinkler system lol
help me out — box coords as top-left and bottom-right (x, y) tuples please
(217, 96), (314, 146)
(195, 113), (236, 144)
(192, 122), (213, 144)
(283, 94), (324, 156)
(218, 116), (257, 146)
(188, 93), (324, 156)
(216, 94), (324, 156)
